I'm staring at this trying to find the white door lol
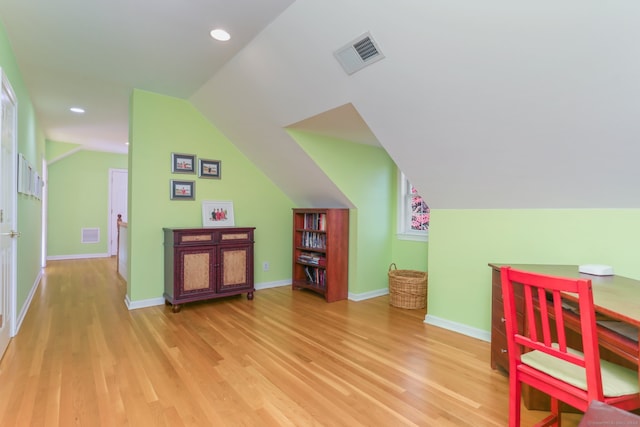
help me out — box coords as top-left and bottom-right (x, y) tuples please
(109, 169), (128, 256)
(0, 70), (18, 358)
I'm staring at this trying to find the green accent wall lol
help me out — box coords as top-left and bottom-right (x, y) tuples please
(289, 130), (427, 295)
(0, 19), (45, 314)
(128, 89), (294, 302)
(391, 238), (429, 272)
(46, 146), (128, 256)
(428, 209), (640, 332)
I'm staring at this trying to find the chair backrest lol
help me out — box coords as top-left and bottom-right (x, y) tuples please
(500, 266), (603, 399)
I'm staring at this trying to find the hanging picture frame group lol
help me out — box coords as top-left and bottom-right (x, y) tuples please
(169, 153), (222, 200)
(17, 153), (43, 199)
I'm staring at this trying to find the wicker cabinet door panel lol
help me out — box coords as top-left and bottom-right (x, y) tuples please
(178, 248), (215, 296)
(218, 246), (252, 293)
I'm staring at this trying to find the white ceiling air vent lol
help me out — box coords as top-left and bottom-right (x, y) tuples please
(334, 32), (385, 75)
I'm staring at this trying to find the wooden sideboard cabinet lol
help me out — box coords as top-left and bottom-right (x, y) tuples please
(163, 227), (255, 312)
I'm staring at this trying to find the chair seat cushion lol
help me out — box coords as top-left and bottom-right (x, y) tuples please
(522, 347), (639, 397)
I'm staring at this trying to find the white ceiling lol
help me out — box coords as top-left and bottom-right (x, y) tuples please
(3, 1), (640, 209)
(0, 0), (295, 153)
(286, 103), (379, 147)
(190, 0), (640, 209)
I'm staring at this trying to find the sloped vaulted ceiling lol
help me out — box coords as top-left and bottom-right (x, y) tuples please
(0, 0), (296, 153)
(191, 0), (640, 209)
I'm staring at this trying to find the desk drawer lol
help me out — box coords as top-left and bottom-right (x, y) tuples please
(491, 326), (509, 371)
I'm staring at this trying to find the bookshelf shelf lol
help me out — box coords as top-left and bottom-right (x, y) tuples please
(292, 208), (349, 302)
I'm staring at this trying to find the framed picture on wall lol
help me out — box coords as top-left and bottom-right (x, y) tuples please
(202, 200), (234, 227)
(171, 153), (196, 174)
(170, 180), (195, 200)
(17, 153), (27, 194)
(198, 159), (221, 179)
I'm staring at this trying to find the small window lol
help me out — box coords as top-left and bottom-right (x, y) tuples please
(398, 173), (429, 241)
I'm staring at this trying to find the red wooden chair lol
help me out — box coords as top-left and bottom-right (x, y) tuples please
(500, 266), (640, 426)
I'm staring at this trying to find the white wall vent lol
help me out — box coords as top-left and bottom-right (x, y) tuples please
(334, 32), (385, 75)
(81, 228), (100, 244)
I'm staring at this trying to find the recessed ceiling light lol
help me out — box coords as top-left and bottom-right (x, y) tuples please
(210, 29), (231, 41)
(70, 107), (85, 114)
(125, 142), (129, 145)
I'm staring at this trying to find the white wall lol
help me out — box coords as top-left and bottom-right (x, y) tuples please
(191, 0), (640, 209)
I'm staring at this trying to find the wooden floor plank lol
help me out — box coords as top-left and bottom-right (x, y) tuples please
(0, 258), (584, 426)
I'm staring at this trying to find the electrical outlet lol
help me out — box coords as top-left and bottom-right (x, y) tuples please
(262, 261), (270, 271)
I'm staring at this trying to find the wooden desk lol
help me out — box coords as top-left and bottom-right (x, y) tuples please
(489, 263), (640, 410)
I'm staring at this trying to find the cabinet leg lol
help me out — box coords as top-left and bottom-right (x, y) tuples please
(171, 304), (182, 313)
(247, 292), (254, 300)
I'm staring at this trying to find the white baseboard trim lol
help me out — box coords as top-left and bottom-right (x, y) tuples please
(14, 269), (43, 336)
(255, 279), (290, 290)
(424, 314), (491, 342)
(348, 287), (389, 302)
(125, 280), (291, 310)
(47, 253), (110, 261)
(125, 295), (165, 310)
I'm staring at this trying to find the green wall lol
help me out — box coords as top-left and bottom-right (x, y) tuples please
(128, 89), (294, 303)
(46, 139), (81, 159)
(289, 130), (427, 295)
(0, 19), (45, 315)
(391, 238), (429, 272)
(428, 209), (640, 333)
(46, 143), (128, 257)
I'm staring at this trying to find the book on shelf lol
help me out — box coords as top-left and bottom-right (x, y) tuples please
(304, 266), (314, 283)
(303, 266), (326, 288)
(297, 252), (327, 266)
(300, 231), (326, 249)
(303, 213), (326, 231)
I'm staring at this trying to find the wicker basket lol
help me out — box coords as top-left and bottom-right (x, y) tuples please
(388, 263), (428, 309)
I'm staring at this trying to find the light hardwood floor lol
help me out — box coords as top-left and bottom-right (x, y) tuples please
(0, 258), (583, 426)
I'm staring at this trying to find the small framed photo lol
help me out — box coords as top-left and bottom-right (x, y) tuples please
(171, 153), (196, 174)
(198, 159), (221, 179)
(202, 201), (235, 227)
(170, 180), (195, 200)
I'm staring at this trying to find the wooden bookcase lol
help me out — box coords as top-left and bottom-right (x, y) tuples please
(292, 208), (349, 302)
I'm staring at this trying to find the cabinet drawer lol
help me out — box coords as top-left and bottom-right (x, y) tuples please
(492, 296), (506, 333)
(176, 231), (215, 245)
(219, 229), (253, 243)
(493, 282), (503, 304)
(492, 295), (524, 333)
(494, 282), (525, 313)
(492, 269), (502, 287)
(491, 326), (509, 370)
